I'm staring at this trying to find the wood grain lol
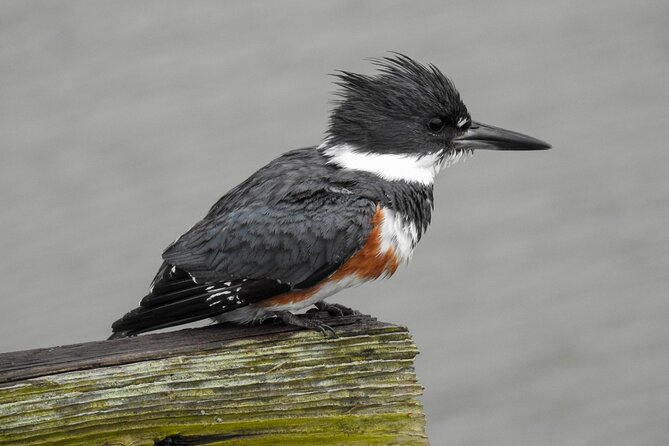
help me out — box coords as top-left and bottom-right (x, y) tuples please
(0, 314), (427, 445)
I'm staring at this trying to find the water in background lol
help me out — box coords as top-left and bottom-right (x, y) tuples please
(1, 1), (668, 444)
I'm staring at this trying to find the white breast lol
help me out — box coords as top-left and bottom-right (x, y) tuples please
(379, 207), (418, 264)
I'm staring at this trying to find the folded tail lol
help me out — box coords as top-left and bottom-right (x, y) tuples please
(109, 263), (289, 338)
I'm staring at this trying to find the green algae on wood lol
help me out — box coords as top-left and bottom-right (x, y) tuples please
(0, 314), (428, 445)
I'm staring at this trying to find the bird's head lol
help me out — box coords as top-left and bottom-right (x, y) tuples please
(323, 54), (550, 184)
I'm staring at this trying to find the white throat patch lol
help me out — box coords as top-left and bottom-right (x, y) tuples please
(321, 143), (469, 185)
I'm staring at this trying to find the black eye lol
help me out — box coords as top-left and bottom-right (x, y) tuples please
(428, 117), (445, 132)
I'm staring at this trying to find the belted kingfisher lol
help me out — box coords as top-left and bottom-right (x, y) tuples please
(109, 54), (550, 339)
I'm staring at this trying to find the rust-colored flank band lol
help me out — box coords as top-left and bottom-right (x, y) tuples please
(258, 205), (399, 307)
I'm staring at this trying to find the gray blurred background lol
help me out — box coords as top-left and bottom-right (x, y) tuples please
(2, 1), (668, 444)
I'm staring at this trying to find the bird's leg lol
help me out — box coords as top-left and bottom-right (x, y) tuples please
(314, 301), (361, 317)
(266, 310), (337, 338)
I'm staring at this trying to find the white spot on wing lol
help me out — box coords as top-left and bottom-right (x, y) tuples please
(209, 291), (232, 299)
(186, 271), (199, 284)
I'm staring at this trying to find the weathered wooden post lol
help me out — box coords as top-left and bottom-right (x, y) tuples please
(0, 314), (427, 445)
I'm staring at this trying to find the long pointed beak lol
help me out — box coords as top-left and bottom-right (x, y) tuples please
(453, 121), (551, 151)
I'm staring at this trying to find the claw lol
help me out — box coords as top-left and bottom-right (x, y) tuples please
(268, 310), (338, 338)
(314, 302), (360, 317)
(314, 322), (337, 338)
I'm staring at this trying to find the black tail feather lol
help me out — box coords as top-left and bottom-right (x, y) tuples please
(110, 264), (289, 337)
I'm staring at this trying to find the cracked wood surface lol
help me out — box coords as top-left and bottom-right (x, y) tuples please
(0, 314), (428, 445)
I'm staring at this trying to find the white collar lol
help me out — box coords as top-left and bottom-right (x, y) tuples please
(320, 142), (466, 185)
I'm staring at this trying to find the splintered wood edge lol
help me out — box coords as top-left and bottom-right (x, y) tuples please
(0, 313), (395, 383)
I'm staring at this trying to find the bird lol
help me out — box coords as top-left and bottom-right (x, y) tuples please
(109, 54), (550, 339)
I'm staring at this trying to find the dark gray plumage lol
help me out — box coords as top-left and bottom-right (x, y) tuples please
(162, 149), (377, 285)
(329, 54), (470, 155)
(110, 54), (550, 338)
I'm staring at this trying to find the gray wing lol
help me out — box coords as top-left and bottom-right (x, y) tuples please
(162, 188), (377, 287)
(110, 187), (377, 337)
(110, 148), (378, 337)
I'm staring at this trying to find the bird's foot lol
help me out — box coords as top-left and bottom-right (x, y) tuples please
(266, 310), (337, 338)
(313, 301), (361, 317)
